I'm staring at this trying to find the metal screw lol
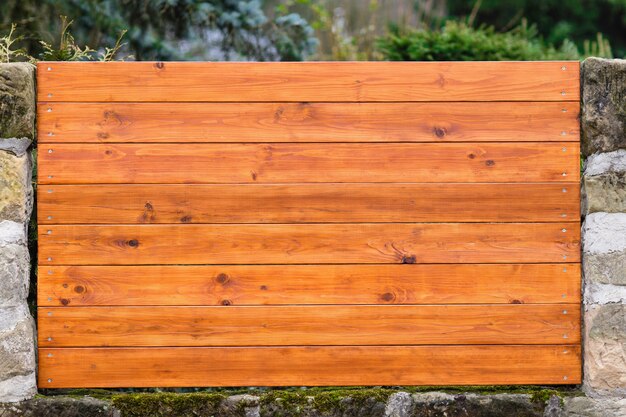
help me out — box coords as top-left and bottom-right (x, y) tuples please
(563, 334), (568, 339)
(562, 228), (567, 232)
(562, 172), (567, 176)
(47, 230), (52, 234)
(561, 91), (566, 96)
(563, 376), (568, 381)
(47, 257), (52, 261)
(561, 66), (567, 70)
(47, 379), (53, 383)
(563, 268), (568, 272)
(563, 310), (568, 314)
(562, 147), (567, 152)
(47, 189), (53, 193)
(47, 353), (53, 357)
(562, 294), (566, 298)
(47, 67), (52, 71)
(562, 108), (567, 112)
(47, 215), (53, 219)
(48, 132), (54, 136)
(47, 297), (52, 301)
(47, 337), (53, 341)
(48, 149), (53, 153)
(561, 131), (567, 136)
(562, 188), (567, 193)
(47, 108), (52, 112)
(48, 175), (53, 179)
(47, 93), (53, 97)
(563, 255), (568, 260)
(561, 214), (567, 217)
(47, 311), (52, 316)
(48, 270), (53, 274)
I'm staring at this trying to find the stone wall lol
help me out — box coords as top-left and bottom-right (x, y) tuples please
(0, 63), (36, 402)
(581, 57), (626, 415)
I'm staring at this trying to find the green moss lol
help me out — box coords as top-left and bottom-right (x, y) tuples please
(111, 392), (226, 417)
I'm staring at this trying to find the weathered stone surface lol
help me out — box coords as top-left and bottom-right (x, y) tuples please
(0, 303), (36, 402)
(0, 243), (29, 308)
(582, 58), (626, 155)
(0, 396), (118, 417)
(0, 150), (32, 223)
(564, 396), (626, 417)
(583, 213), (626, 285)
(0, 63), (35, 140)
(584, 304), (626, 397)
(410, 392), (544, 417)
(583, 150), (626, 214)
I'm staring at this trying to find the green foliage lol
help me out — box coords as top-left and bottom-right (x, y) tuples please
(0, 0), (317, 61)
(0, 24), (32, 63)
(446, 0), (625, 58)
(377, 20), (581, 61)
(39, 16), (94, 61)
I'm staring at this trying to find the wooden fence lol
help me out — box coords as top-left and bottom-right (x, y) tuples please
(36, 61), (581, 387)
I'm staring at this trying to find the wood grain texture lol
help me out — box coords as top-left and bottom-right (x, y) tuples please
(37, 102), (580, 143)
(39, 304), (580, 347)
(38, 264), (581, 307)
(38, 223), (580, 265)
(37, 143), (580, 184)
(37, 61), (580, 102)
(38, 345), (582, 387)
(38, 183), (580, 224)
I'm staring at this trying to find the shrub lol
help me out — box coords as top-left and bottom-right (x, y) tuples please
(377, 20), (581, 61)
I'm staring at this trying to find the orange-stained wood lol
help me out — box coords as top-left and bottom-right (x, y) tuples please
(38, 183), (580, 224)
(37, 61), (580, 102)
(39, 304), (580, 347)
(38, 143), (580, 184)
(38, 345), (582, 388)
(38, 264), (581, 307)
(39, 223), (580, 265)
(37, 102), (580, 143)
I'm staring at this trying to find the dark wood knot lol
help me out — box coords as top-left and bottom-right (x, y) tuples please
(401, 255), (416, 264)
(433, 127), (447, 138)
(154, 62), (165, 69)
(216, 273), (229, 284)
(74, 285), (85, 293)
(485, 160), (495, 166)
(221, 299), (232, 306)
(381, 292), (395, 302)
(127, 239), (139, 248)
(60, 298), (70, 306)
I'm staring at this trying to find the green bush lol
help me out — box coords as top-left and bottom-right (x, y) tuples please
(377, 21), (581, 61)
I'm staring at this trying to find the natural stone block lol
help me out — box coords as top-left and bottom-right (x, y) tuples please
(0, 241), (29, 308)
(0, 149), (32, 223)
(0, 396), (118, 416)
(584, 304), (626, 397)
(583, 150), (626, 214)
(582, 58), (626, 156)
(583, 213), (626, 286)
(0, 303), (36, 402)
(0, 63), (35, 140)
(564, 396), (626, 417)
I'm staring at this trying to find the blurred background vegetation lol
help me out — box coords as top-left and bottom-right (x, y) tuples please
(1, 0), (624, 62)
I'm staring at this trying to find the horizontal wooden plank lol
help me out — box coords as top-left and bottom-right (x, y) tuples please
(38, 304), (580, 347)
(38, 345), (582, 387)
(37, 183), (580, 224)
(37, 61), (579, 103)
(37, 102), (580, 143)
(38, 264), (581, 307)
(38, 143), (580, 184)
(39, 223), (580, 265)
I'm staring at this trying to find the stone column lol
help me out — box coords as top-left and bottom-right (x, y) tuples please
(0, 63), (37, 402)
(579, 57), (626, 414)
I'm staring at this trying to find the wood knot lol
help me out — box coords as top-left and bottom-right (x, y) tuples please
(221, 299), (232, 306)
(260, 285), (268, 291)
(105, 150), (113, 155)
(60, 298), (70, 306)
(62, 283), (68, 288)
(433, 127), (447, 138)
(251, 171), (257, 181)
(97, 132), (109, 139)
(180, 215), (192, 223)
(216, 273), (229, 284)
(401, 255), (416, 264)
(468, 153), (476, 159)
(380, 292), (395, 302)
(127, 239), (139, 248)
(154, 62), (165, 69)
(485, 160), (495, 166)
(510, 299), (523, 304)
(74, 285), (85, 294)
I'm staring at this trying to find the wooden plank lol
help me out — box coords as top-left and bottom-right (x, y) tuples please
(37, 183), (580, 224)
(36, 61), (580, 102)
(38, 304), (580, 347)
(37, 102), (580, 143)
(37, 143), (580, 184)
(38, 345), (582, 387)
(38, 264), (581, 307)
(38, 223), (580, 265)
